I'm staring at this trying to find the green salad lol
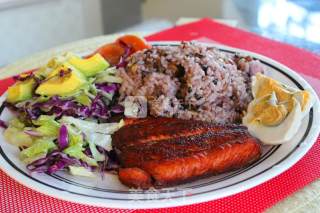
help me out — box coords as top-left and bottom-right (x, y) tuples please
(0, 52), (125, 176)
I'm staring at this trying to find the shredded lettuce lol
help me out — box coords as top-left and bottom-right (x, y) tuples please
(61, 116), (123, 134)
(2, 51), (124, 176)
(105, 67), (118, 75)
(68, 130), (85, 147)
(4, 126), (33, 147)
(20, 138), (56, 163)
(75, 92), (92, 106)
(88, 79), (98, 96)
(69, 166), (95, 177)
(61, 116), (121, 160)
(3, 118), (33, 147)
(88, 133), (112, 151)
(95, 68), (122, 84)
(62, 126), (97, 166)
(100, 91), (114, 102)
(33, 115), (60, 137)
(95, 75), (122, 84)
(88, 139), (105, 162)
(63, 144), (97, 166)
(9, 118), (25, 129)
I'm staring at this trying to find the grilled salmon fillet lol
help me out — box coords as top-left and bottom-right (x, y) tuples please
(113, 117), (261, 188)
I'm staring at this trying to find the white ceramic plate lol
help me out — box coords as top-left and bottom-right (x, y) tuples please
(0, 42), (319, 209)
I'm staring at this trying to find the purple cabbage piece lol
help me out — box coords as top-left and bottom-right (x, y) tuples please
(79, 160), (92, 171)
(96, 147), (106, 178)
(27, 150), (82, 174)
(116, 40), (132, 68)
(96, 146), (105, 154)
(0, 119), (7, 129)
(16, 93), (123, 121)
(110, 104), (124, 114)
(96, 147), (120, 178)
(24, 130), (42, 137)
(25, 106), (42, 120)
(58, 125), (69, 150)
(47, 160), (67, 174)
(4, 101), (40, 120)
(91, 94), (110, 119)
(6, 77), (123, 121)
(28, 164), (50, 173)
(40, 96), (90, 118)
(95, 83), (119, 93)
(105, 158), (120, 171)
(83, 147), (93, 158)
(28, 156), (50, 167)
(27, 147), (120, 174)
(105, 149), (120, 171)
(22, 96), (91, 120)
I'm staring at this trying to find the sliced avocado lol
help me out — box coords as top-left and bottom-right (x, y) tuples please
(7, 78), (36, 103)
(35, 63), (87, 96)
(68, 53), (109, 77)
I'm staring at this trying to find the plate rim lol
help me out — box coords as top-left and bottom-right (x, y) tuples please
(0, 41), (319, 209)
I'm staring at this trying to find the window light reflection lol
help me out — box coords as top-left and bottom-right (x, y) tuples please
(257, 0), (320, 44)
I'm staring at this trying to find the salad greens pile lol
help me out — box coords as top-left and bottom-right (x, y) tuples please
(0, 52), (125, 177)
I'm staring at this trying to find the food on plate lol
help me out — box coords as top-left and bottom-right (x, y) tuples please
(116, 35), (151, 52)
(0, 43), (133, 175)
(7, 77), (36, 103)
(93, 35), (150, 65)
(243, 73), (314, 144)
(35, 63), (88, 96)
(118, 42), (264, 123)
(68, 53), (110, 77)
(0, 35), (151, 176)
(123, 96), (148, 118)
(113, 117), (261, 188)
(0, 35), (313, 189)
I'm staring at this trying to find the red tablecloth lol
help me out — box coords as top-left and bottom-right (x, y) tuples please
(1, 18), (320, 213)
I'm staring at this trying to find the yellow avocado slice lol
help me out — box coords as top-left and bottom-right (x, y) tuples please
(68, 53), (109, 77)
(7, 78), (36, 103)
(35, 63), (87, 96)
